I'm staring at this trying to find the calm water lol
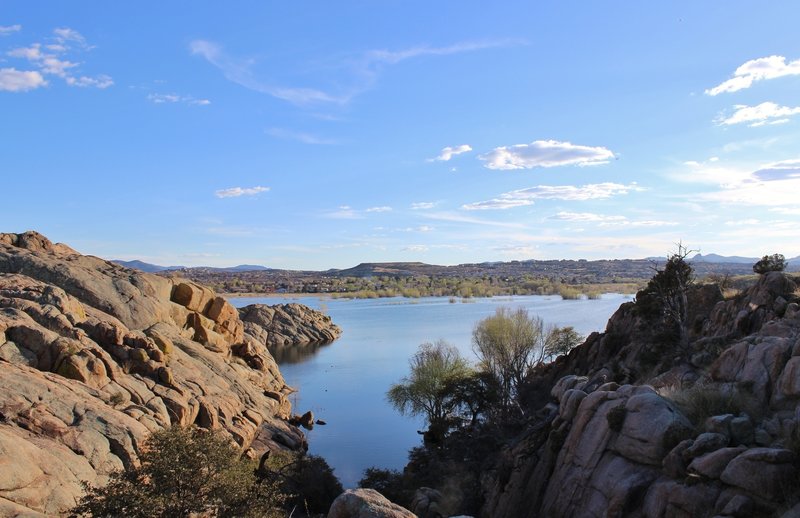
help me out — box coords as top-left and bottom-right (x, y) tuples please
(231, 294), (632, 487)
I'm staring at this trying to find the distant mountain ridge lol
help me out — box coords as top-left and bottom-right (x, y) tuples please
(113, 260), (271, 273)
(114, 253), (800, 277)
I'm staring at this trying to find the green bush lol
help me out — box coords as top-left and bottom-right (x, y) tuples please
(70, 426), (286, 518)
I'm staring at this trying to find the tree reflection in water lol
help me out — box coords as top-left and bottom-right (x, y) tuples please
(269, 341), (333, 364)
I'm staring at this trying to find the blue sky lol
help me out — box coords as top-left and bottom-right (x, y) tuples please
(2, 2), (800, 269)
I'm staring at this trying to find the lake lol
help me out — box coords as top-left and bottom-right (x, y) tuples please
(230, 294), (633, 487)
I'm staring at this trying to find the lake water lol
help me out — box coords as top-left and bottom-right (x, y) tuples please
(230, 294), (632, 487)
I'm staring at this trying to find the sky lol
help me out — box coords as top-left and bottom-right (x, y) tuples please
(2, 2), (800, 270)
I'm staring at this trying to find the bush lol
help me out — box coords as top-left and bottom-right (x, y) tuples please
(359, 467), (410, 507)
(666, 382), (762, 427)
(70, 426), (286, 518)
(753, 253), (787, 274)
(267, 451), (343, 514)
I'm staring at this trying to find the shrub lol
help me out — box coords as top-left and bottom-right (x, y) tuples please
(753, 253), (787, 274)
(666, 382), (762, 427)
(267, 451), (343, 514)
(558, 286), (582, 300)
(359, 467), (409, 507)
(70, 426), (286, 518)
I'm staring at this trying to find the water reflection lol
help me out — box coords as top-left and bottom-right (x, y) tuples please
(268, 341), (334, 364)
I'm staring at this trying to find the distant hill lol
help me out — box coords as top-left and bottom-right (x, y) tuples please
(331, 262), (448, 277)
(691, 253), (758, 264)
(112, 260), (183, 272)
(113, 260), (270, 273)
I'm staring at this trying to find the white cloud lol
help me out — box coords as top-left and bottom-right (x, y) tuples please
(411, 202), (436, 210)
(266, 127), (338, 145)
(0, 25), (21, 36)
(53, 27), (89, 48)
(325, 206), (361, 219)
(548, 211), (676, 227)
(4, 28), (111, 90)
(191, 38), (520, 107)
(462, 182), (641, 210)
(403, 245), (429, 252)
(479, 139), (615, 170)
(549, 212), (627, 223)
(365, 206), (392, 213)
(430, 144), (472, 162)
(694, 159), (800, 206)
(214, 186), (270, 198)
(422, 212), (526, 229)
(462, 198), (535, 210)
(67, 74), (113, 89)
(706, 55), (800, 96)
(717, 102), (800, 126)
(0, 67), (46, 92)
(770, 207), (800, 216)
(148, 92), (210, 105)
(724, 219), (760, 226)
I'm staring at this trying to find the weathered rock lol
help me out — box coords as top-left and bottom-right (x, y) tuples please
(683, 432), (729, 460)
(720, 447), (797, 500)
(328, 488), (415, 518)
(0, 233), (336, 515)
(239, 302), (341, 349)
(687, 446), (746, 479)
(613, 392), (694, 466)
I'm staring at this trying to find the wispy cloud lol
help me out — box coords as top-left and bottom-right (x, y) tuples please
(365, 206), (392, 213)
(411, 201), (437, 210)
(479, 139), (615, 170)
(396, 225), (434, 232)
(462, 182), (641, 210)
(148, 92), (210, 106)
(716, 102), (800, 127)
(0, 25), (21, 36)
(325, 206), (361, 219)
(214, 186), (270, 198)
(693, 159), (800, 206)
(190, 38), (521, 107)
(0, 67), (46, 92)
(422, 212), (526, 229)
(266, 127), (338, 145)
(548, 211), (676, 227)
(706, 55), (800, 96)
(429, 144), (472, 162)
(549, 212), (627, 223)
(3, 28), (111, 91)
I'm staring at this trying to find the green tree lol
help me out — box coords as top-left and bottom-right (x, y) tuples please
(445, 370), (501, 426)
(70, 426), (285, 518)
(753, 253), (787, 274)
(387, 340), (472, 432)
(471, 307), (550, 410)
(544, 326), (584, 360)
(636, 244), (695, 350)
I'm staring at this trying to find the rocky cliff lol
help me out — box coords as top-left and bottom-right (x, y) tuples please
(0, 231), (340, 517)
(481, 272), (800, 517)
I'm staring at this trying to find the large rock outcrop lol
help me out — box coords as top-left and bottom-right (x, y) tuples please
(0, 231), (339, 516)
(480, 272), (800, 517)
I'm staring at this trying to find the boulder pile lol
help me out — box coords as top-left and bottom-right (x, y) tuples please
(0, 231), (340, 516)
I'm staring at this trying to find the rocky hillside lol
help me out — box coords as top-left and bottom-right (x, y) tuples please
(480, 271), (800, 517)
(0, 231), (340, 517)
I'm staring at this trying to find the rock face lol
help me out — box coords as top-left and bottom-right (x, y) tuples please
(0, 231), (339, 516)
(238, 302), (341, 349)
(328, 488), (416, 518)
(480, 272), (800, 518)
